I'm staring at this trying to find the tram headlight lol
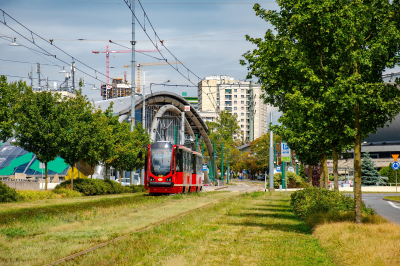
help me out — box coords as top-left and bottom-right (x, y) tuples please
(150, 177), (155, 181)
(166, 177), (172, 181)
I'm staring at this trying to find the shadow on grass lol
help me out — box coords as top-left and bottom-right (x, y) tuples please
(228, 220), (311, 234)
(227, 211), (299, 221)
(245, 207), (294, 213)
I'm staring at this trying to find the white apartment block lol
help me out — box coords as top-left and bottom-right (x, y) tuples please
(198, 75), (268, 142)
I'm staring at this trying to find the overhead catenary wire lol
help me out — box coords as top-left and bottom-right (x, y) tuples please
(123, 0), (218, 111)
(0, 9), (108, 85)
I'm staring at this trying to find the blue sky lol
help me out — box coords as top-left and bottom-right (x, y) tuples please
(0, 0), (280, 101)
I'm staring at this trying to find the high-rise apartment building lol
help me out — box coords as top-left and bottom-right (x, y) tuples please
(198, 75), (268, 142)
(101, 78), (132, 100)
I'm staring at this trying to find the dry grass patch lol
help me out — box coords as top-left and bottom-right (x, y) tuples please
(314, 221), (400, 266)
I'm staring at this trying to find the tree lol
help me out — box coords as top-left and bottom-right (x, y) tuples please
(58, 91), (94, 190)
(361, 153), (381, 186)
(388, 163), (396, 184)
(241, 0), (400, 223)
(14, 89), (63, 190)
(0, 76), (28, 142)
(299, 164), (306, 181)
(108, 122), (150, 183)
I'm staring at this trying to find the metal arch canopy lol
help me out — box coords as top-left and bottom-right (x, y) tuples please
(104, 91), (214, 168)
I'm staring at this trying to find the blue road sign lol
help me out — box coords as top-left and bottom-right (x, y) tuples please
(202, 164), (207, 171)
(276, 166), (281, 172)
(392, 162), (400, 170)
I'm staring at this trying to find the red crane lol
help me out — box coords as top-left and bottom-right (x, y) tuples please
(92, 45), (160, 84)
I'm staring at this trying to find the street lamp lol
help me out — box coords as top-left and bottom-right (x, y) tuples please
(8, 37), (21, 46)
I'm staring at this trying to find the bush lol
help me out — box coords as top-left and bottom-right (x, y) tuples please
(125, 184), (145, 193)
(17, 190), (60, 201)
(52, 189), (82, 198)
(0, 182), (18, 203)
(55, 178), (131, 196)
(273, 172), (303, 188)
(290, 187), (375, 222)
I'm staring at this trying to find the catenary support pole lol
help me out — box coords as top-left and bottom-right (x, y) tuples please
(269, 112), (274, 191)
(227, 148), (229, 184)
(221, 143), (224, 182)
(181, 112), (185, 145)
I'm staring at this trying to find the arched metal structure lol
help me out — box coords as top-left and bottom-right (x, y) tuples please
(96, 91), (214, 182)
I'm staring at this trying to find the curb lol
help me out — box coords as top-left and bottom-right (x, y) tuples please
(214, 186), (228, 191)
(383, 198), (400, 204)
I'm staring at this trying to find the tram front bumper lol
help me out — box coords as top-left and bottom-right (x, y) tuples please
(149, 182), (174, 188)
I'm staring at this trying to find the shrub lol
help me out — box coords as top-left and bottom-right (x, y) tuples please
(0, 182), (18, 203)
(17, 190), (59, 201)
(290, 187), (375, 223)
(273, 172), (303, 188)
(55, 178), (127, 196)
(52, 189), (82, 198)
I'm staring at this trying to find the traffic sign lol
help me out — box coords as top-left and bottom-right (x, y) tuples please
(202, 164), (207, 171)
(392, 162), (400, 170)
(281, 142), (291, 162)
(287, 167), (295, 173)
(392, 154), (399, 162)
(276, 166), (281, 172)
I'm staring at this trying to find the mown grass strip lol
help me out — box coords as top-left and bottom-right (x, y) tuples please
(61, 192), (334, 266)
(383, 196), (400, 202)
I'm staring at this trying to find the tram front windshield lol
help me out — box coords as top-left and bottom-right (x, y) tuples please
(151, 142), (173, 177)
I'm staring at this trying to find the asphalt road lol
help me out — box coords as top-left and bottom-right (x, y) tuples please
(361, 193), (400, 224)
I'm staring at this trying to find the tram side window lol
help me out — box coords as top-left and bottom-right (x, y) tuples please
(192, 154), (196, 174)
(176, 149), (182, 172)
(197, 156), (202, 175)
(183, 151), (187, 173)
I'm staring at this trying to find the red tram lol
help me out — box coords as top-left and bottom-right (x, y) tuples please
(144, 141), (203, 194)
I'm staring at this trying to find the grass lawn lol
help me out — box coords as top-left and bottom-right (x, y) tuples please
(0, 192), (233, 265)
(383, 196), (400, 201)
(62, 191), (333, 266)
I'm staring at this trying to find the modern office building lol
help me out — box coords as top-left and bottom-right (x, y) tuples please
(198, 75), (268, 142)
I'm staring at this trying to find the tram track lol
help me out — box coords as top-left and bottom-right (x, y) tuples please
(46, 192), (242, 266)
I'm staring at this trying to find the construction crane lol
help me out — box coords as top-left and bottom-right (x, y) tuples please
(123, 61), (184, 93)
(92, 45), (160, 84)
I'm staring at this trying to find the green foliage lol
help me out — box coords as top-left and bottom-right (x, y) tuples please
(0, 182), (18, 203)
(299, 164), (306, 180)
(273, 172), (303, 188)
(0, 227), (27, 238)
(52, 189), (82, 198)
(388, 163), (396, 184)
(0, 76), (29, 142)
(56, 178), (131, 196)
(290, 187), (374, 222)
(17, 190), (59, 201)
(379, 165), (390, 177)
(361, 152), (381, 186)
(125, 184), (145, 193)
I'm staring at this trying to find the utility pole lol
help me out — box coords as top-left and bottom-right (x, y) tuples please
(36, 63), (41, 90)
(213, 142), (216, 183)
(249, 81), (254, 142)
(129, 0), (136, 185)
(130, 0), (136, 132)
(28, 65), (33, 88)
(71, 61), (75, 93)
(221, 142), (224, 182)
(269, 112), (274, 191)
(181, 112), (185, 145)
(227, 148), (229, 184)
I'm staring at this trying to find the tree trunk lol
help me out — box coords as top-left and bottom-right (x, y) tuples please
(105, 163), (108, 181)
(119, 168), (122, 184)
(71, 165), (74, 191)
(354, 104), (362, 223)
(45, 162), (48, 191)
(319, 155), (324, 188)
(308, 159), (313, 186)
(130, 171), (132, 185)
(333, 145), (339, 192)
(322, 153), (329, 189)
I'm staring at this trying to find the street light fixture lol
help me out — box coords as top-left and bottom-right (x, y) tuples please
(8, 38), (21, 46)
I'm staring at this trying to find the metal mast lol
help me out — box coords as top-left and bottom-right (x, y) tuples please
(130, 0), (136, 132)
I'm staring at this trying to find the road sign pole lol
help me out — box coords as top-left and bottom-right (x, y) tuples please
(396, 171), (398, 193)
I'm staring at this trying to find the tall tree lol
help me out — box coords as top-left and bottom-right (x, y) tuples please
(14, 89), (63, 190)
(241, 0), (400, 223)
(0, 76), (28, 142)
(58, 91), (94, 190)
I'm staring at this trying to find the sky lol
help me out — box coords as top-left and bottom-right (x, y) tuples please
(0, 0), (281, 102)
